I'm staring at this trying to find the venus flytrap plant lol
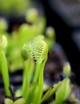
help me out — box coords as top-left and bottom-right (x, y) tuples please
(21, 35), (49, 104)
(0, 35), (10, 96)
(21, 42), (35, 102)
(1, 20), (73, 104)
(0, 9), (74, 104)
(16, 35), (69, 104)
(33, 38), (48, 82)
(29, 36), (48, 104)
(3, 33), (74, 104)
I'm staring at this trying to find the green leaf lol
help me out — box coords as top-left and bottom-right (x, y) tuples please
(55, 78), (71, 103)
(4, 98), (13, 104)
(14, 98), (26, 104)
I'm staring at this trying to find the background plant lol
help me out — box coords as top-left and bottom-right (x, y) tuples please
(0, 35), (10, 96)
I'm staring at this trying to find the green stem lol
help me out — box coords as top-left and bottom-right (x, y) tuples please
(22, 58), (34, 102)
(33, 59), (46, 104)
(0, 48), (10, 96)
(27, 82), (37, 104)
(33, 62), (41, 82)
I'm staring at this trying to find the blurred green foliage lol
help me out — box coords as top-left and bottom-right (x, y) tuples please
(0, 8), (56, 72)
(0, 0), (30, 15)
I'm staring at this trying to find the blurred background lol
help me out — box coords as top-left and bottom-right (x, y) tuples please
(36, 0), (80, 85)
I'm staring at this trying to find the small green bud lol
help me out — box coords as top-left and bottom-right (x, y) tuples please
(25, 8), (38, 23)
(0, 35), (8, 48)
(46, 27), (55, 39)
(63, 62), (71, 77)
(22, 46), (28, 60)
(21, 44), (32, 60)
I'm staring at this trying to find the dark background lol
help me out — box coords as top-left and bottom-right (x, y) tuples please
(38, 0), (80, 85)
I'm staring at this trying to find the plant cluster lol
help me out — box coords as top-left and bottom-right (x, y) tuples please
(0, 8), (74, 104)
